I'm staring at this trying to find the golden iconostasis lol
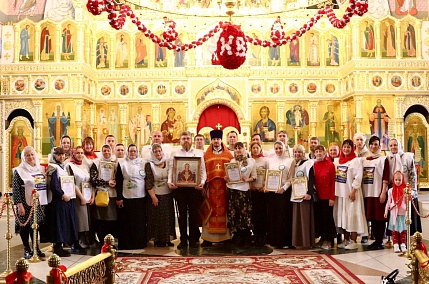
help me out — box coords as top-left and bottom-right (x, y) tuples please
(2, 4), (429, 190)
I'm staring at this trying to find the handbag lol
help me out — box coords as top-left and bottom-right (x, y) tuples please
(95, 191), (109, 207)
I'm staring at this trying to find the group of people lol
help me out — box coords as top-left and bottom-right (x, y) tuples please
(12, 128), (422, 259)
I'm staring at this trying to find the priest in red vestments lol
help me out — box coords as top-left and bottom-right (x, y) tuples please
(201, 129), (233, 246)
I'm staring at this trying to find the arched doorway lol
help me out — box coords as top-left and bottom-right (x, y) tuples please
(197, 104), (241, 133)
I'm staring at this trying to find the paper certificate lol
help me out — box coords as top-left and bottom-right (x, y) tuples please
(82, 182), (92, 202)
(265, 170), (282, 191)
(99, 161), (115, 181)
(253, 168), (266, 189)
(60, 176), (76, 199)
(225, 162), (242, 184)
(292, 177), (308, 200)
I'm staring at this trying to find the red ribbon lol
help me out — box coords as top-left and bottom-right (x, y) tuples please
(5, 271), (33, 284)
(419, 242), (429, 268)
(50, 265), (68, 284)
(101, 243), (110, 253)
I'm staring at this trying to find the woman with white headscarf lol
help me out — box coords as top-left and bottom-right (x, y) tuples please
(89, 144), (117, 246)
(290, 144), (316, 249)
(226, 142), (257, 246)
(46, 147), (78, 257)
(66, 146), (92, 249)
(354, 132), (370, 158)
(12, 146), (47, 259)
(362, 136), (389, 250)
(266, 141), (293, 249)
(60, 135), (73, 162)
(115, 144), (148, 249)
(145, 143), (176, 247)
(388, 138), (422, 235)
(353, 132), (370, 244)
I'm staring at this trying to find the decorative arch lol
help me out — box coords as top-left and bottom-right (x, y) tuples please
(403, 112), (429, 184)
(196, 104), (241, 133)
(194, 79), (242, 107)
(403, 98), (429, 118)
(6, 116), (34, 187)
(193, 97), (245, 122)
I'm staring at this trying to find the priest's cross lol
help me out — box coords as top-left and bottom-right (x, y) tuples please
(215, 123), (222, 130)
(215, 163), (221, 171)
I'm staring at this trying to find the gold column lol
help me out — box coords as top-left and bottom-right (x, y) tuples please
(374, 22), (381, 59)
(13, 25), (20, 64)
(416, 21), (422, 60)
(395, 21), (401, 59)
(119, 103), (129, 145)
(34, 25), (41, 63)
(308, 101), (318, 137)
(77, 23), (85, 63)
(340, 101), (348, 141)
(89, 103), (96, 139)
(55, 24), (61, 62)
(109, 35), (115, 70)
(320, 34), (325, 68)
(0, 193), (13, 278)
(74, 99), (84, 146)
(32, 100), (44, 154)
(394, 96), (405, 143)
(130, 33), (136, 70)
(354, 96), (363, 133)
(350, 19), (359, 59)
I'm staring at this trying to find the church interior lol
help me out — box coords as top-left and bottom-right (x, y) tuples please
(1, 0), (429, 282)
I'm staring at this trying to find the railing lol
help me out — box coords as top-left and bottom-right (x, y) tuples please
(46, 234), (117, 284)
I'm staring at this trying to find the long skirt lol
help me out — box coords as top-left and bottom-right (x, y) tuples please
(334, 191), (368, 235)
(74, 198), (90, 232)
(266, 190), (292, 247)
(292, 200), (315, 248)
(117, 197), (147, 250)
(227, 188), (252, 233)
(147, 193), (176, 243)
(47, 199), (78, 244)
(251, 190), (267, 237)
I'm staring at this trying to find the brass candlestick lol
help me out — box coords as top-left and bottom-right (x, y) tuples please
(29, 191), (41, 263)
(404, 182), (412, 259)
(0, 192), (13, 278)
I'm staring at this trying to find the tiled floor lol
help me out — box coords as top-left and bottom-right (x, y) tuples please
(2, 192), (429, 283)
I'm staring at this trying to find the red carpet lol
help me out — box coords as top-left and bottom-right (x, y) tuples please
(115, 254), (364, 283)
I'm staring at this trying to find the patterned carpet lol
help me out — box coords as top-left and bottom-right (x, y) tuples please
(115, 254), (364, 283)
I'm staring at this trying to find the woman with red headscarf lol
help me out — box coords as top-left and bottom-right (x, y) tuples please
(333, 139), (367, 250)
(384, 171), (407, 253)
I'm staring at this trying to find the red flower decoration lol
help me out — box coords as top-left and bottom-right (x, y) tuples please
(86, 0), (105, 15)
(270, 16), (285, 43)
(216, 23), (247, 70)
(163, 19), (178, 42)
